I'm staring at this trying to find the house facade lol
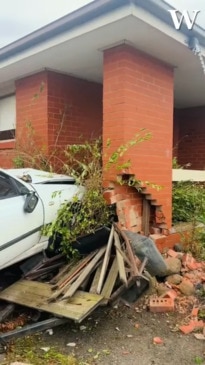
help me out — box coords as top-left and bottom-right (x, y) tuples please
(0, 0), (205, 247)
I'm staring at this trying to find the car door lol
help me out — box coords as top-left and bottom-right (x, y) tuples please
(0, 171), (44, 270)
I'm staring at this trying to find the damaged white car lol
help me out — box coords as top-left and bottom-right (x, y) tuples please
(0, 168), (84, 270)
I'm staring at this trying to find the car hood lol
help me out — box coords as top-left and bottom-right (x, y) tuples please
(5, 168), (75, 184)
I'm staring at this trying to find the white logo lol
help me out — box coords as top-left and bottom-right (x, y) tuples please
(168, 10), (200, 30)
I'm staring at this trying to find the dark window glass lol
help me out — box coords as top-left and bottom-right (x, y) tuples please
(0, 173), (18, 199)
(0, 129), (15, 141)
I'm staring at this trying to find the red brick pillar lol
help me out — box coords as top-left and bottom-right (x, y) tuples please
(16, 72), (49, 150)
(103, 44), (174, 228)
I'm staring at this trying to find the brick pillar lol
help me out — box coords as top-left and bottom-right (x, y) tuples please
(16, 72), (49, 151)
(103, 44), (174, 228)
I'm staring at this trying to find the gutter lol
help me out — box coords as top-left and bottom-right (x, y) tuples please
(135, 0), (205, 48)
(0, 0), (128, 61)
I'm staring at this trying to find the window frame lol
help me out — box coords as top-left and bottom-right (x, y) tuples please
(0, 94), (16, 142)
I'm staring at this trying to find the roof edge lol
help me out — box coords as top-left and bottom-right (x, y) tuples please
(0, 0), (205, 62)
(0, 0), (128, 61)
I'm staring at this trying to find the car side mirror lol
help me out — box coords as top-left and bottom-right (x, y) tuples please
(24, 192), (39, 213)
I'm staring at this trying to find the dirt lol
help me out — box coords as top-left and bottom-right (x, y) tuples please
(35, 295), (205, 365)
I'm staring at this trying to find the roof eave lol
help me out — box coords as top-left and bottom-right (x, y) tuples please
(0, 0), (205, 62)
(0, 0), (128, 61)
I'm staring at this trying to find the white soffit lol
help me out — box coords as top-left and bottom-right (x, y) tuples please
(0, 2), (205, 107)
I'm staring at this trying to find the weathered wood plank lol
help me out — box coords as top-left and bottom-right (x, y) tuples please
(100, 257), (118, 305)
(96, 225), (114, 294)
(52, 250), (97, 290)
(114, 232), (127, 286)
(114, 242), (132, 268)
(0, 280), (103, 323)
(50, 261), (75, 284)
(48, 269), (83, 302)
(89, 262), (103, 294)
(62, 246), (106, 300)
(114, 223), (139, 277)
(80, 260), (102, 291)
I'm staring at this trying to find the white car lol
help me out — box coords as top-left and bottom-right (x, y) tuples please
(0, 168), (84, 270)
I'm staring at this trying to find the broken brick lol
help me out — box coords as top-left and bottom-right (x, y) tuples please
(179, 323), (195, 335)
(160, 289), (178, 301)
(191, 307), (199, 318)
(103, 190), (117, 205)
(150, 227), (161, 235)
(167, 249), (181, 259)
(153, 337), (164, 344)
(182, 253), (202, 271)
(162, 228), (170, 236)
(179, 320), (204, 334)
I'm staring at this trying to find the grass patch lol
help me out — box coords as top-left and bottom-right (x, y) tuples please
(2, 335), (79, 365)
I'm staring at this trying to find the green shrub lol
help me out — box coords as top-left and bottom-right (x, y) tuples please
(43, 131), (152, 256)
(172, 180), (205, 258)
(172, 181), (205, 223)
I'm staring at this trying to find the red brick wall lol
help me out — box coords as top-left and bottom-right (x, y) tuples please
(47, 71), (102, 149)
(104, 182), (143, 232)
(103, 44), (174, 228)
(0, 147), (15, 168)
(0, 72), (48, 168)
(16, 71), (49, 149)
(0, 71), (102, 169)
(174, 106), (205, 169)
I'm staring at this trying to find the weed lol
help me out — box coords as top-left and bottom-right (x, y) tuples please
(43, 131), (153, 256)
(4, 335), (79, 365)
(194, 356), (204, 364)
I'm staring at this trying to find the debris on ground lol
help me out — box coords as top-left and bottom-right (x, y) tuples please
(153, 336), (164, 345)
(0, 224), (205, 344)
(0, 224), (150, 344)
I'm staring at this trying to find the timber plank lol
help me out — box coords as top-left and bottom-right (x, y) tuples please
(62, 246), (106, 300)
(0, 280), (103, 323)
(50, 261), (75, 284)
(53, 251), (97, 290)
(100, 257), (118, 305)
(89, 262), (103, 294)
(114, 232), (128, 286)
(96, 225), (114, 294)
(48, 269), (83, 302)
(114, 223), (139, 277)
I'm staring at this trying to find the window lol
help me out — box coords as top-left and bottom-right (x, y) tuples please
(0, 172), (19, 199)
(0, 95), (16, 141)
